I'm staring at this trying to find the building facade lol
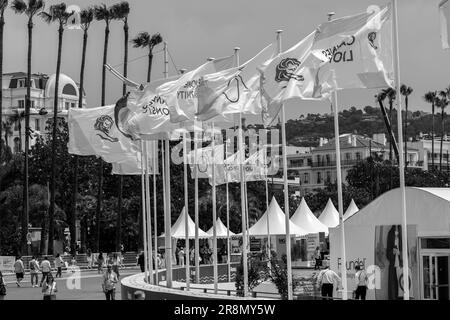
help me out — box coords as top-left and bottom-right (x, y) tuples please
(1, 72), (86, 153)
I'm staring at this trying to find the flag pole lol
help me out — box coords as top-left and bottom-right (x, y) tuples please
(277, 29), (294, 301)
(140, 140), (149, 282)
(153, 141), (159, 284)
(235, 46), (249, 297)
(225, 139), (231, 282)
(161, 140), (168, 279)
(183, 131), (190, 290)
(331, 87), (348, 300)
(264, 146), (271, 262)
(211, 123), (218, 294)
(163, 41), (173, 288)
(392, 0), (410, 300)
(194, 118), (200, 283)
(144, 141), (154, 284)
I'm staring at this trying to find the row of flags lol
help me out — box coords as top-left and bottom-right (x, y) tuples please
(68, 4), (394, 174)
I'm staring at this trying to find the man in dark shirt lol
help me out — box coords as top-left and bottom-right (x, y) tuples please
(137, 251), (145, 272)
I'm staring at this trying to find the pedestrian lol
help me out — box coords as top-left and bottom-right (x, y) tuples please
(137, 251), (145, 272)
(70, 255), (77, 273)
(54, 254), (64, 278)
(86, 249), (93, 269)
(29, 256), (40, 287)
(120, 244), (124, 255)
(112, 253), (120, 279)
(13, 256), (25, 287)
(97, 253), (105, 274)
(39, 256), (52, 287)
(0, 271), (7, 300)
(354, 264), (368, 300)
(189, 248), (194, 266)
(102, 265), (118, 301)
(314, 246), (322, 270)
(178, 247), (185, 266)
(42, 273), (57, 300)
(175, 246), (180, 265)
(317, 266), (342, 300)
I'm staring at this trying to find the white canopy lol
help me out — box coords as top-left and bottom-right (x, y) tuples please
(291, 197), (329, 234)
(160, 207), (210, 239)
(318, 198), (340, 228)
(207, 218), (235, 238)
(248, 197), (308, 236)
(343, 199), (359, 221)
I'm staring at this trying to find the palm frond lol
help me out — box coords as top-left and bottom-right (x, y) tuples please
(38, 10), (52, 24)
(131, 31), (150, 48)
(149, 33), (163, 49)
(10, 0), (27, 14)
(0, 0), (9, 13)
(80, 7), (94, 29)
(111, 1), (129, 20)
(28, 0), (44, 17)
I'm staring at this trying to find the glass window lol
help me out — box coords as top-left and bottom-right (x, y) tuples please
(345, 153), (351, 161)
(356, 152), (361, 161)
(18, 100), (25, 108)
(420, 238), (450, 249)
(326, 171), (331, 182)
(30, 100), (35, 108)
(65, 102), (70, 110)
(303, 173), (309, 184)
(18, 79), (25, 87)
(71, 102), (76, 109)
(35, 119), (40, 131)
(317, 172), (322, 184)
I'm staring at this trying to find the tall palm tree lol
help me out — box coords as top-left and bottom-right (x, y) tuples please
(0, 0), (7, 167)
(111, 1), (129, 252)
(69, 7), (94, 254)
(400, 84), (413, 167)
(40, 2), (72, 254)
(132, 31), (163, 83)
(423, 91), (437, 170)
(11, 0), (45, 255)
(94, 3), (115, 252)
(438, 88), (450, 171)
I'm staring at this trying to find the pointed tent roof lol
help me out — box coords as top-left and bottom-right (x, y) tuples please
(248, 197), (308, 236)
(318, 198), (340, 228)
(343, 199), (359, 221)
(207, 218), (235, 238)
(160, 207), (210, 239)
(291, 197), (329, 234)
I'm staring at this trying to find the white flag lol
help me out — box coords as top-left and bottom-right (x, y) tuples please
(111, 141), (159, 175)
(440, 0), (450, 49)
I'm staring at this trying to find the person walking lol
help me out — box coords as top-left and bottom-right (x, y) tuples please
(112, 253), (120, 279)
(178, 247), (185, 266)
(102, 265), (118, 300)
(39, 256), (52, 287)
(314, 246), (322, 270)
(137, 251), (145, 273)
(29, 256), (40, 287)
(317, 266), (342, 300)
(354, 264), (368, 300)
(97, 253), (105, 274)
(86, 249), (93, 269)
(13, 256), (25, 287)
(42, 273), (57, 300)
(0, 271), (7, 300)
(54, 254), (64, 278)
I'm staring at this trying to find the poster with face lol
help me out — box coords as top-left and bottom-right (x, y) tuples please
(374, 225), (418, 300)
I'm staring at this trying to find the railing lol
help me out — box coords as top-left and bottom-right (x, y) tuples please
(179, 286), (281, 299)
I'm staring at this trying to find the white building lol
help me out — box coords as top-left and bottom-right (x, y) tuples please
(1, 72), (86, 153)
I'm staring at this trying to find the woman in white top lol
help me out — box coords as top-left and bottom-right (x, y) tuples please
(354, 264), (368, 300)
(42, 273), (57, 300)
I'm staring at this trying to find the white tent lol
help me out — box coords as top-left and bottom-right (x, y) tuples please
(291, 197), (329, 234)
(248, 197), (308, 236)
(318, 198), (340, 228)
(343, 199), (359, 221)
(207, 218), (235, 238)
(159, 207), (210, 239)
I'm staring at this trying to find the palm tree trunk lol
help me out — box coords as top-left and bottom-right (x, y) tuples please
(389, 101), (393, 162)
(49, 26), (64, 255)
(69, 29), (89, 255)
(440, 108), (445, 171)
(116, 21), (128, 252)
(96, 24), (110, 253)
(404, 96), (408, 168)
(22, 20), (33, 255)
(432, 103), (435, 170)
(0, 13), (4, 168)
(40, 213), (47, 255)
(147, 52), (153, 83)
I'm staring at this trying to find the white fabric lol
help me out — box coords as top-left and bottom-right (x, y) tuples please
(291, 197), (329, 234)
(440, 0), (450, 50)
(159, 207), (210, 239)
(318, 198), (340, 228)
(248, 197), (308, 236)
(343, 199), (359, 221)
(206, 218), (235, 238)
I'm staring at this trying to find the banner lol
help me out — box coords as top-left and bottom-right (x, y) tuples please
(0, 256), (16, 272)
(111, 141), (159, 175)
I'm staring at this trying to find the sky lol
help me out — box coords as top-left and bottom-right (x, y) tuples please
(4, 0), (450, 122)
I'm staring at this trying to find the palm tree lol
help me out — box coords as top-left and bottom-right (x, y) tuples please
(423, 91), (437, 170)
(400, 85), (413, 167)
(40, 2), (73, 254)
(1, 119), (12, 148)
(132, 31), (163, 82)
(94, 3), (115, 252)
(0, 0), (8, 166)
(111, 1), (130, 252)
(382, 88), (396, 162)
(11, 0), (45, 255)
(376, 89), (399, 162)
(438, 89), (450, 171)
(68, 7), (94, 254)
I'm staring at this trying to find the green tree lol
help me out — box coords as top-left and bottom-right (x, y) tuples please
(400, 84), (413, 167)
(437, 90), (449, 171)
(424, 91), (438, 170)
(131, 31), (163, 82)
(11, 0), (45, 255)
(0, 0), (7, 167)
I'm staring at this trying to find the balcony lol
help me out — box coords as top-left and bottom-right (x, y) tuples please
(311, 159), (361, 168)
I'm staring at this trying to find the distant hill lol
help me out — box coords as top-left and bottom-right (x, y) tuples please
(285, 105), (450, 147)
